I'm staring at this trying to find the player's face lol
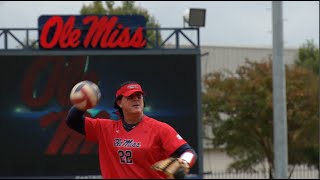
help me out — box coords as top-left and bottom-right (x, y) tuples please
(120, 92), (144, 115)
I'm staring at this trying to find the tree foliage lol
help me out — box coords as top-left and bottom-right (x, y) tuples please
(295, 39), (319, 74)
(202, 58), (319, 177)
(80, 1), (162, 47)
(80, 1), (107, 14)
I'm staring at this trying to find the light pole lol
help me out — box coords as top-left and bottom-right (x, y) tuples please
(272, 1), (288, 179)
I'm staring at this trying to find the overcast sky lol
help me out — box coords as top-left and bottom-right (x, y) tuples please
(0, 1), (318, 48)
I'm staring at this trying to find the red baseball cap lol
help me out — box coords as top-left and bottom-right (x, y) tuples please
(116, 83), (144, 98)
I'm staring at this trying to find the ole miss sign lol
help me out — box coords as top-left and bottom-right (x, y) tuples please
(38, 15), (147, 49)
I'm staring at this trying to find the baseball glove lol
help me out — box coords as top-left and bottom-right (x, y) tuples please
(151, 158), (190, 179)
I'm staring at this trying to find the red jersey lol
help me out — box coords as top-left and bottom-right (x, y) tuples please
(84, 115), (187, 179)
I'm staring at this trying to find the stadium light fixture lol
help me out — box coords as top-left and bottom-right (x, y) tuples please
(183, 8), (206, 27)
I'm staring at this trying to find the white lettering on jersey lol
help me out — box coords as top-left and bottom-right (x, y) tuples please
(114, 138), (141, 148)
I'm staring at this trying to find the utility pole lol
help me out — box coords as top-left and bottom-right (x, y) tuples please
(272, 1), (288, 179)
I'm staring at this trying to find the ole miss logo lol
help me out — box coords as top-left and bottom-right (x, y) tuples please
(38, 15), (147, 49)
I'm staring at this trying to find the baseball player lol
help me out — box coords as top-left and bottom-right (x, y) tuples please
(66, 81), (197, 179)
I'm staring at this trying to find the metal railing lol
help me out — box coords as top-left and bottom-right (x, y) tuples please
(0, 27), (200, 51)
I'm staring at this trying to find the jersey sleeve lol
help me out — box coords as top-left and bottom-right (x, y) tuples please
(159, 122), (187, 156)
(84, 117), (102, 142)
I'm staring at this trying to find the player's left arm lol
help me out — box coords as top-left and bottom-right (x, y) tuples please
(171, 143), (197, 168)
(158, 122), (198, 168)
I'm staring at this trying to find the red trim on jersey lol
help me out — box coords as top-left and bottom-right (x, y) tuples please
(116, 83), (144, 97)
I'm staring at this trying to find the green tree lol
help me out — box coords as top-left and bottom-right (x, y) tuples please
(295, 39), (319, 74)
(80, 1), (162, 48)
(80, 1), (107, 14)
(202, 59), (318, 178)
